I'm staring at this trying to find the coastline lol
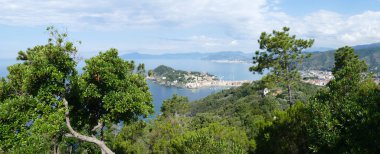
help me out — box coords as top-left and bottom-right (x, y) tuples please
(209, 60), (250, 64)
(146, 77), (251, 89)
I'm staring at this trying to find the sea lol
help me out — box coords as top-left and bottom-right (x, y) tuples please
(0, 59), (265, 118)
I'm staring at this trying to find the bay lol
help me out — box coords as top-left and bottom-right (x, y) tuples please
(0, 59), (265, 118)
(133, 59), (264, 118)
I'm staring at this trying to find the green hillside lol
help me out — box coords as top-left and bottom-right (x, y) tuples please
(302, 43), (380, 72)
(151, 65), (217, 87)
(108, 81), (321, 153)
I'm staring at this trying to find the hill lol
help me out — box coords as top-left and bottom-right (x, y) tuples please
(302, 43), (380, 72)
(109, 80), (321, 153)
(189, 81), (319, 125)
(150, 65), (218, 88)
(150, 65), (249, 88)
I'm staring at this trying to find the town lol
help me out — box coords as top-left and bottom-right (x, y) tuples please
(300, 70), (334, 86)
(147, 65), (250, 88)
(301, 70), (380, 86)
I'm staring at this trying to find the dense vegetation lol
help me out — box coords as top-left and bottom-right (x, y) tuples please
(153, 65), (188, 83)
(0, 27), (379, 153)
(0, 27), (153, 153)
(111, 28), (380, 154)
(250, 27), (314, 105)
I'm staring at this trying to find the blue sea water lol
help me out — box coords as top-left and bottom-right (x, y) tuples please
(0, 59), (264, 117)
(134, 59), (265, 118)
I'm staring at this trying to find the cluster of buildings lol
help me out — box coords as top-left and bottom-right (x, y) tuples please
(301, 70), (380, 86)
(300, 70), (334, 86)
(149, 70), (252, 89)
(374, 74), (380, 84)
(181, 72), (250, 88)
(185, 80), (251, 89)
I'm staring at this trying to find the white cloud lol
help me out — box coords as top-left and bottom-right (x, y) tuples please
(0, 0), (268, 29)
(294, 10), (380, 47)
(0, 0), (380, 49)
(230, 40), (238, 46)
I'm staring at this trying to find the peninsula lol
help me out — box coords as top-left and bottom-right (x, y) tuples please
(147, 65), (251, 88)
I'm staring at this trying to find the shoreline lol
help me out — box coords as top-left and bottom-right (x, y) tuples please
(146, 77), (251, 89)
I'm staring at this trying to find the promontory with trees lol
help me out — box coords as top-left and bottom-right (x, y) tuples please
(0, 27), (379, 154)
(148, 65), (250, 88)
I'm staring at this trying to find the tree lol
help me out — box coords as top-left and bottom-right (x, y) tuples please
(148, 70), (154, 77)
(137, 63), (145, 75)
(307, 46), (380, 153)
(171, 123), (251, 154)
(0, 27), (153, 153)
(328, 46), (368, 96)
(255, 102), (310, 154)
(161, 94), (189, 118)
(250, 27), (314, 105)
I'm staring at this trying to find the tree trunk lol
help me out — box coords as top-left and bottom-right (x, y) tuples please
(287, 84), (294, 106)
(52, 138), (60, 154)
(68, 145), (73, 154)
(63, 98), (115, 154)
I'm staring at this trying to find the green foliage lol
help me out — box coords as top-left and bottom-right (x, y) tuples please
(148, 69), (154, 77)
(187, 81), (318, 153)
(69, 48), (153, 131)
(250, 27), (314, 104)
(0, 27), (77, 152)
(137, 63), (146, 75)
(161, 94), (189, 118)
(2, 27), (380, 154)
(253, 46), (380, 153)
(329, 46), (368, 95)
(255, 102), (310, 154)
(106, 44), (378, 153)
(171, 123), (250, 154)
(0, 27), (154, 153)
(152, 65), (217, 85)
(110, 121), (150, 154)
(306, 46), (380, 153)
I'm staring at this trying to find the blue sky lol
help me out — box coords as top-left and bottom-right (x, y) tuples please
(1, 0), (380, 59)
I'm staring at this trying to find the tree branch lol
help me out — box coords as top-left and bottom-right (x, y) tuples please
(63, 98), (114, 154)
(92, 122), (103, 132)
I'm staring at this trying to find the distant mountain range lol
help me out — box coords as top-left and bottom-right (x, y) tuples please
(122, 51), (253, 62)
(200, 51), (252, 62)
(121, 42), (380, 73)
(302, 43), (380, 73)
(121, 52), (205, 60)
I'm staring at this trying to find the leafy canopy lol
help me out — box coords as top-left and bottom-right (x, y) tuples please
(250, 27), (314, 104)
(0, 27), (153, 153)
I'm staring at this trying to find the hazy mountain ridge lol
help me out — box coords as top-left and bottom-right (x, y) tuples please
(200, 51), (252, 62)
(121, 42), (380, 72)
(121, 52), (205, 60)
(302, 42), (380, 72)
(122, 51), (252, 62)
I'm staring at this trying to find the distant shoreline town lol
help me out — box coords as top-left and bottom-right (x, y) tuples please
(147, 76), (251, 89)
(301, 70), (380, 86)
(301, 70), (334, 86)
(147, 66), (379, 89)
(209, 60), (249, 64)
(147, 65), (251, 89)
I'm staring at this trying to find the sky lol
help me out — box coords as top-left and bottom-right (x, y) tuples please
(1, 0), (380, 59)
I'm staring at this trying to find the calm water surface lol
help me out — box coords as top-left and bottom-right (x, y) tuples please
(0, 59), (265, 117)
(128, 59), (265, 117)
